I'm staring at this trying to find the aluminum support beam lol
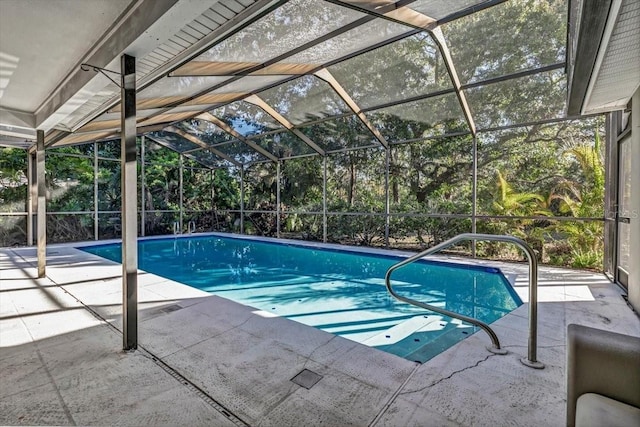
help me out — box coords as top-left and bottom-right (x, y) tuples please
(430, 28), (477, 136)
(323, 156), (327, 243)
(314, 69), (389, 149)
(179, 154), (184, 233)
(36, 130), (46, 278)
(196, 112), (278, 162)
(27, 152), (35, 246)
(141, 136), (146, 237)
(276, 161), (281, 238)
(93, 142), (99, 240)
(121, 54), (138, 351)
(472, 135), (478, 257)
(628, 88), (640, 312)
(384, 149), (390, 248)
(210, 169), (215, 230)
(240, 167), (245, 234)
(244, 95), (326, 156)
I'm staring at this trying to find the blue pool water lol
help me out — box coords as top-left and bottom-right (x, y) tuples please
(81, 235), (521, 363)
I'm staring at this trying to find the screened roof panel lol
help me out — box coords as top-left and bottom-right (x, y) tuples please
(207, 75), (291, 96)
(56, 131), (116, 146)
(465, 69), (567, 129)
(215, 140), (268, 164)
(210, 101), (284, 137)
(146, 130), (201, 153)
(183, 148), (229, 169)
(299, 115), (379, 152)
(282, 18), (412, 66)
(164, 76), (295, 114)
(442, 0), (567, 85)
(174, 119), (237, 146)
(258, 76), (350, 125)
(251, 130), (316, 158)
(365, 92), (468, 143)
(327, 33), (452, 109)
(337, 0), (483, 21)
(192, 0), (366, 64)
(410, 0), (486, 20)
(139, 76), (230, 98)
(135, 76), (231, 109)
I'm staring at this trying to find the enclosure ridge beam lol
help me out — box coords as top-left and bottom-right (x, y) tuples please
(164, 127), (242, 167)
(196, 112), (279, 162)
(383, 6), (437, 30)
(244, 95), (326, 156)
(314, 68), (389, 149)
(430, 27), (477, 136)
(325, 0), (437, 31)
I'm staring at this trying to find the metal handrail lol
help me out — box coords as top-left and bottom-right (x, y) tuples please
(188, 221), (196, 234)
(384, 233), (544, 369)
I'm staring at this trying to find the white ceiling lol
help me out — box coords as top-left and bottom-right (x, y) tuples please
(0, 0), (267, 147)
(0, 0), (135, 112)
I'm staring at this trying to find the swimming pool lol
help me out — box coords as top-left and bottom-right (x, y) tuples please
(81, 235), (521, 363)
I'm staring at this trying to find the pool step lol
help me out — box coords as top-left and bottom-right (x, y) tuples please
(363, 315), (443, 346)
(404, 326), (475, 363)
(364, 315), (474, 363)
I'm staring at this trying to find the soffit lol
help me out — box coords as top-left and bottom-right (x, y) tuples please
(583, 0), (640, 114)
(0, 0), (135, 112)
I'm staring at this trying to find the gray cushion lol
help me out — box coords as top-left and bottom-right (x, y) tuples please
(576, 393), (640, 427)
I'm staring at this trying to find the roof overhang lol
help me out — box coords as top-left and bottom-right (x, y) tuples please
(567, 0), (640, 115)
(0, 0), (277, 149)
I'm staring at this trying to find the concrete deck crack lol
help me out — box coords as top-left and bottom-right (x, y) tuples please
(399, 353), (497, 397)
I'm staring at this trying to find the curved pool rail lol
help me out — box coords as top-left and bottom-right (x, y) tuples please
(384, 233), (544, 369)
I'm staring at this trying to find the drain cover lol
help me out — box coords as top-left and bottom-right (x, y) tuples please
(161, 304), (183, 313)
(290, 369), (323, 389)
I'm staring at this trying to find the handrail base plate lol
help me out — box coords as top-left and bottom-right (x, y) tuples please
(520, 357), (545, 369)
(487, 346), (508, 355)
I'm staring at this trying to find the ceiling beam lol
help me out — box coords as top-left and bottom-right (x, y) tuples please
(165, 126), (242, 167)
(243, 95), (326, 156)
(430, 27), (477, 136)
(196, 111), (278, 162)
(314, 68), (389, 149)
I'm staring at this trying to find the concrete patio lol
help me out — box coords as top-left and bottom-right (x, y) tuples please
(1, 239), (638, 426)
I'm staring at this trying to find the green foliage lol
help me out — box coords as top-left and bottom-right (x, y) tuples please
(0, 148), (27, 213)
(491, 170), (548, 217)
